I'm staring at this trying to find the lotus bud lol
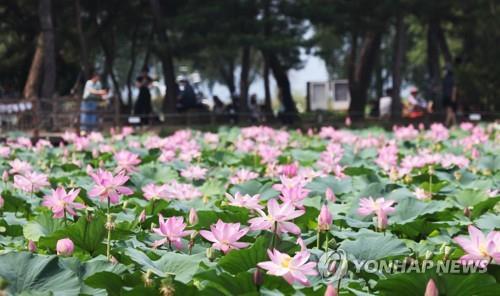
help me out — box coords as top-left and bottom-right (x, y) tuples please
(463, 207), (471, 218)
(318, 204), (333, 231)
(2, 171), (8, 182)
(190, 231), (198, 241)
(188, 208), (198, 225)
(138, 209), (146, 223)
(253, 268), (263, 287)
(325, 188), (336, 203)
(428, 166), (434, 175)
(28, 240), (37, 252)
(424, 279), (438, 296)
(56, 238), (74, 256)
(206, 247), (214, 261)
(324, 284), (338, 296)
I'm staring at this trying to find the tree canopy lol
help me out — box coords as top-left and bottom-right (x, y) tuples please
(0, 0), (498, 118)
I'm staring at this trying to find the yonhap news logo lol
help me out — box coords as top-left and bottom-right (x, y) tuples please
(318, 248), (489, 279)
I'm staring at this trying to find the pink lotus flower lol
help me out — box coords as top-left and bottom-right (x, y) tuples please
(249, 199), (304, 235)
(13, 171), (49, 193)
(273, 176), (310, 209)
(318, 204), (333, 231)
(9, 159), (32, 175)
(357, 197), (396, 230)
(181, 165), (207, 180)
(152, 215), (193, 249)
(162, 180), (202, 200)
(42, 187), (85, 218)
(453, 225), (500, 267)
(414, 188), (431, 200)
(200, 220), (249, 253)
(280, 163), (298, 177)
(114, 150), (141, 173)
(424, 279), (438, 296)
(56, 238), (74, 256)
(142, 183), (168, 201)
(258, 249), (318, 286)
(225, 192), (263, 210)
(88, 169), (133, 204)
(229, 169), (259, 184)
(0, 146), (10, 158)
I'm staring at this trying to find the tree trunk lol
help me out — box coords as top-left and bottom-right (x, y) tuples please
(239, 46), (251, 112)
(142, 26), (154, 71)
(39, 0), (56, 98)
(391, 14), (407, 118)
(262, 53), (272, 114)
(436, 23), (452, 66)
(126, 24), (139, 111)
(427, 18), (441, 111)
(74, 0), (91, 80)
(23, 34), (44, 99)
(348, 30), (383, 119)
(219, 58), (236, 97)
(267, 52), (298, 122)
(149, 0), (177, 113)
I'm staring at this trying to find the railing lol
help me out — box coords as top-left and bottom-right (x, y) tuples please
(0, 96), (498, 136)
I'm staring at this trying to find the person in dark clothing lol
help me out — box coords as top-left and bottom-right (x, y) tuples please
(176, 76), (197, 112)
(442, 65), (457, 126)
(134, 67), (153, 123)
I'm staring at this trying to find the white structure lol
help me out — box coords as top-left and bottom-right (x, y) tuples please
(307, 80), (350, 111)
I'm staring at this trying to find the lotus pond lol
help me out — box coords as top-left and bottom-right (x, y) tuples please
(0, 123), (499, 295)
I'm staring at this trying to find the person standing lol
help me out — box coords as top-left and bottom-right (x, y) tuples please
(379, 88), (393, 119)
(134, 67), (153, 124)
(81, 72), (107, 132)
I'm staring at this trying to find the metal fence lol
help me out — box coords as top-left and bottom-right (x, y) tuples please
(0, 96), (498, 136)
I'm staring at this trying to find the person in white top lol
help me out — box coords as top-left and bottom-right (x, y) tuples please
(80, 72), (107, 132)
(379, 88), (393, 119)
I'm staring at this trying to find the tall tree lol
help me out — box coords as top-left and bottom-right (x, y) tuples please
(39, 0), (56, 98)
(391, 13), (407, 118)
(149, 0), (177, 113)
